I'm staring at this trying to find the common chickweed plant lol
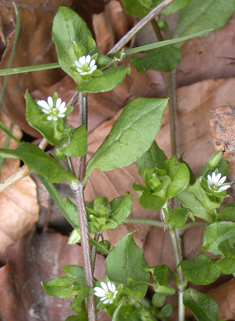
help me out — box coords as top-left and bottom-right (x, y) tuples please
(0, 1), (235, 321)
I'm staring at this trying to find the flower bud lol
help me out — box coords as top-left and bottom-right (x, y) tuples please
(207, 152), (223, 170)
(157, 18), (169, 31)
(68, 228), (81, 245)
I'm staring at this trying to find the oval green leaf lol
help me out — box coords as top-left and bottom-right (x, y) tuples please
(0, 143), (76, 183)
(76, 66), (130, 93)
(179, 255), (220, 285)
(183, 288), (220, 321)
(85, 97), (168, 181)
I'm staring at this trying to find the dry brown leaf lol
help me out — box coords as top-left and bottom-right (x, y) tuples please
(0, 231), (108, 321)
(207, 278), (235, 319)
(0, 112), (39, 265)
(92, 0), (135, 53)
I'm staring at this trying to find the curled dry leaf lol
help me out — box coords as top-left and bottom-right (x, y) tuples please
(0, 113), (38, 265)
(0, 231), (107, 321)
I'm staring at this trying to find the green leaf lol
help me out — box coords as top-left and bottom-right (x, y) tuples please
(42, 277), (80, 298)
(202, 222), (235, 255)
(123, 0), (190, 18)
(76, 66), (130, 93)
(168, 207), (188, 228)
(38, 176), (78, 228)
(155, 285), (175, 295)
(106, 233), (150, 297)
(183, 288), (220, 321)
(113, 304), (142, 321)
(64, 197), (79, 228)
(62, 265), (86, 286)
(152, 264), (169, 285)
(173, 0), (235, 41)
(214, 239), (235, 274)
(0, 143), (76, 183)
(65, 316), (79, 321)
(85, 98), (168, 181)
(216, 203), (235, 221)
(52, 7), (98, 84)
(162, 0), (190, 15)
(164, 158), (190, 198)
(139, 192), (165, 211)
(101, 193), (132, 230)
(131, 46), (181, 73)
(137, 141), (167, 179)
(152, 292), (166, 308)
(161, 304), (173, 317)
(177, 189), (213, 223)
(71, 286), (90, 314)
(25, 91), (61, 146)
(179, 254), (220, 285)
(59, 125), (87, 157)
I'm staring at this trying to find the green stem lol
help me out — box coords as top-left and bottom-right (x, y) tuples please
(150, 18), (178, 158)
(91, 233), (100, 274)
(71, 181), (96, 321)
(162, 203), (186, 321)
(125, 218), (166, 228)
(0, 62), (60, 76)
(78, 92), (87, 182)
(167, 70), (178, 158)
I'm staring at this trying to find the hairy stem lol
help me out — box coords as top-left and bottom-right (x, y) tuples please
(150, 19), (178, 158)
(78, 92), (87, 182)
(109, 0), (177, 53)
(162, 203), (186, 321)
(71, 181), (96, 321)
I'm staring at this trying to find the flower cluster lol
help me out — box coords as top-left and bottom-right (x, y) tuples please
(207, 171), (231, 193)
(75, 55), (97, 76)
(94, 281), (118, 305)
(37, 96), (67, 121)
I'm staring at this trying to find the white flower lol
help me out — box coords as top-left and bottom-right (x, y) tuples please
(207, 171), (231, 193)
(37, 96), (67, 121)
(94, 281), (118, 304)
(75, 55), (97, 75)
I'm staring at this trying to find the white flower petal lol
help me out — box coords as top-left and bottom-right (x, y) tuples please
(42, 108), (50, 114)
(47, 115), (53, 120)
(90, 59), (96, 67)
(218, 176), (226, 185)
(211, 172), (216, 183)
(75, 60), (82, 67)
(207, 175), (212, 185)
(52, 116), (58, 121)
(100, 282), (108, 292)
(217, 185), (230, 192)
(58, 113), (65, 118)
(90, 65), (97, 73)
(56, 98), (62, 108)
(85, 55), (91, 64)
(79, 56), (86, 65)
(37, 100), (49, 109)
(102, 299), (110, 304)
(47, 96), (53, 107)
(94, 288), (106, 297)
